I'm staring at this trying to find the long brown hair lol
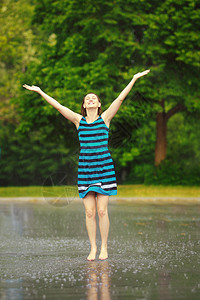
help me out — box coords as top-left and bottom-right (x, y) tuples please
(81, 93), (102, 117)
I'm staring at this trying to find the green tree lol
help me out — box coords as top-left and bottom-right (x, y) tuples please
(11, 0), (200, 184)
(0, 0), (39, 122)
(139, 0), (200, 166)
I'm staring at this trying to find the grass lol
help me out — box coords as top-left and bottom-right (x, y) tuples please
(0, 184), (200, 197)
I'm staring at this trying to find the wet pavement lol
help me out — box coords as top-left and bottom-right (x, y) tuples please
(0, 200), (200, 299)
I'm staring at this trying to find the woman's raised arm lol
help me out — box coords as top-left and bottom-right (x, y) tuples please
(23, 84), (82, 126)
(101, 70), (150, 124)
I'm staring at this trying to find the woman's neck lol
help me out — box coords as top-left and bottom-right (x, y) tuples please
(85, 111), (99, 122)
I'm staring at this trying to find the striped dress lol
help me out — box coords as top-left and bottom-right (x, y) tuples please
(77, 115), (117, 198)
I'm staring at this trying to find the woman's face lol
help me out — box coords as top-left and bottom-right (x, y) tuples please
(84, 93), (100, 110)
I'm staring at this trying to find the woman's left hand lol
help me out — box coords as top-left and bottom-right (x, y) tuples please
(133, 69), (150, 80)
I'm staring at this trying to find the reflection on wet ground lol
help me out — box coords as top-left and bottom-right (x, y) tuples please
(0, 201), (200, 299)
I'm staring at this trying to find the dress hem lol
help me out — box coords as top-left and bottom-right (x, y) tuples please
(79, 186), (117, 199)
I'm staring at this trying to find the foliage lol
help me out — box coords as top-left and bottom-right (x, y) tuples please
(0, 0), (200, 186)
(0, 123), (79, 186)
(0, 0), (40, 107)
(14, 0), (200, 133)
(125, 113), (200, 185)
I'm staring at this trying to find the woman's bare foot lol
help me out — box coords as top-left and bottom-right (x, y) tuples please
(87, 247), (97, 261)
(99, 246), (108, 260)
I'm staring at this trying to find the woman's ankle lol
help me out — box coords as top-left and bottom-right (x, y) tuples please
(91, 245), (97, 250)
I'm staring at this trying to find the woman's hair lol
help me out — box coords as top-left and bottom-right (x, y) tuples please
(81, 93), (102, 117)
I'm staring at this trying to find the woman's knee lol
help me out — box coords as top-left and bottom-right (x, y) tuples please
(98, 208), (107, 218)
(85, 209), (96, 218)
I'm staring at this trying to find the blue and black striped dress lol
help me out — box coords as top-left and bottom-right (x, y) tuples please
(77, 115), (117, 198)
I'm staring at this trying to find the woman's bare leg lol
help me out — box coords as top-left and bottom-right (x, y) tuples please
(97, 193), (109, 260)
(83, 191), (97, 260)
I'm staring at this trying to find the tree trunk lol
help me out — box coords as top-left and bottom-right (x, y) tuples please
(154, 102), (186, 166)
(155, 111), (167, 166)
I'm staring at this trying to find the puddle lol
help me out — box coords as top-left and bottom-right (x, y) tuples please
(0, 201), (200, 299)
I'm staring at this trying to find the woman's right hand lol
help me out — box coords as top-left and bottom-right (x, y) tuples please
(23, 84), (41, 93)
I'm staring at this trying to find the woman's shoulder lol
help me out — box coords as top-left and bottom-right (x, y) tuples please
(76, 113), (84, 122)
(100, 111), (106, 120)
(100, 111), (110, 129)
(74, 113), (84, 130)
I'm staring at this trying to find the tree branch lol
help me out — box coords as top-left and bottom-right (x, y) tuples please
(166, 103), (186, 121)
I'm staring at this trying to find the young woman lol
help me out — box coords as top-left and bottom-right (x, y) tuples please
(23, 69), (150, 261)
